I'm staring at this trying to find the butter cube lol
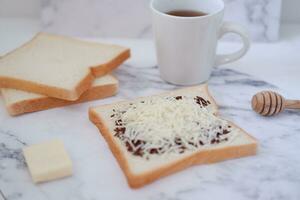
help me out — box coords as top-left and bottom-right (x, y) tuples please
(23, 139), (73, 183)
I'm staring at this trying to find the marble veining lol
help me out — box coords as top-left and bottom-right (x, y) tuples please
(41, 0), (282, 41)
(224, 0), (281, 41)
(1, 61), (299, 200)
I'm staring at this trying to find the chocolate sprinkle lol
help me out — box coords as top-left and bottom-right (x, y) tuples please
(175, 96), (182, 100)
(115, 119), (123, 126)
(194, 96), (210, 107)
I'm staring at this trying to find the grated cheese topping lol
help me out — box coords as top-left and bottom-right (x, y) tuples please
(111, 96), (236, 159)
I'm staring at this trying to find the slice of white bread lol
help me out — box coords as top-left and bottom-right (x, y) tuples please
(89, 84), (257, 188)
(1, 75), (118, 116)
(0, 33), (129, 101)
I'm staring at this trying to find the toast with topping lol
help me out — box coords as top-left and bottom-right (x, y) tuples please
(89, 84), (257, 188)
(2, 75), (118, 116)
(0, 33), (129, 100)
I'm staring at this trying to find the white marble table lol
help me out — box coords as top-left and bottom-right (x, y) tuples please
(0, 20), (300, 200)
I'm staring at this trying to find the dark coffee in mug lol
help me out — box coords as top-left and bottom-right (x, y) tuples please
(166, 10), (207, 17)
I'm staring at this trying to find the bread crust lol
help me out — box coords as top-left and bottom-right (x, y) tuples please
(88, 85), (258, 188)
(91, 50), (130, 77)
(89, 84), (218, 112)
(7, 79), (118, 116)
(0, 33), (130, 101)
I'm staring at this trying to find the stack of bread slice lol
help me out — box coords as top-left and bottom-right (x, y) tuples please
(0, 33), (130, 116)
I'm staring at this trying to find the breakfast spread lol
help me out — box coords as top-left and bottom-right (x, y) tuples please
(89, 85), (257, 188)
(4, 0), (300, 197)
(0, 23), (257, 189)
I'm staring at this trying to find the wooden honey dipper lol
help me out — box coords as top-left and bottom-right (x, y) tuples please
(251, 91), (300, 116)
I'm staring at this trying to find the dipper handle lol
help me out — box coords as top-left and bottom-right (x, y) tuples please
(285, 100), (300, 109)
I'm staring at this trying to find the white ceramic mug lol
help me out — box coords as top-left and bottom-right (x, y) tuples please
(151, 0), (250, 85)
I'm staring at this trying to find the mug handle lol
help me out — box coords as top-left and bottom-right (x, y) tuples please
(215, 22), (250, 66)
